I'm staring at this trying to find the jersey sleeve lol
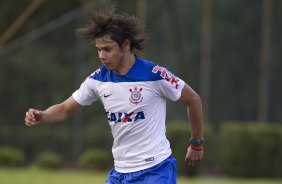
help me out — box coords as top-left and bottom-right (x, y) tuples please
(72, 77), (99, 106)
(152, 65), (185, 101)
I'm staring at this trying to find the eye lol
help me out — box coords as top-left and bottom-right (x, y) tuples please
(103, 47), (111, 52)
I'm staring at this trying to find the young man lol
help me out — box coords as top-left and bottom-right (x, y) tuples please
(25, 12), (204, 184)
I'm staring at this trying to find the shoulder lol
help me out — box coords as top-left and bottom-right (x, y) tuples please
(139, 57), (183, 89)
(88, 65), (109, 81)
(138, 57), (178, 82)
(132, 57), (164, 81)
(138, 58), (161, 80)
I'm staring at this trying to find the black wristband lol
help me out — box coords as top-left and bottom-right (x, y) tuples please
(189, 138), (204, 147)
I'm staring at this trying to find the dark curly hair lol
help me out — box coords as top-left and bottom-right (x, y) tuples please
(76, 11), (147, 52)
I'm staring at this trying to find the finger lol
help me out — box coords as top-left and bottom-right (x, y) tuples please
(186, 157), (192, 166)
(33, 111), (41, 121)
(25, 115), (32, 123)
(26, 114), (35, 122)
(26, 121), (36, 127)
(26, 111), (32, 119)
(185, 156), (192, 163)
(29, 108), (38, 118)
(25, 119), (32, 127)
(31, 113), (35, 119)
(26, 111), (36, 121)
(25, 115), (37, 126)
(189, 160), (194, 166)
(34, 110), (41, 115)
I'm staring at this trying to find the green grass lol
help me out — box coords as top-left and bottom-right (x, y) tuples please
(0, 167), (281, 184)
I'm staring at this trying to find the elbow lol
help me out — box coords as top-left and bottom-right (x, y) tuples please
(191, 93), (202, 106)
(178, 84), (202, 106)
(64, 107), (76, 118)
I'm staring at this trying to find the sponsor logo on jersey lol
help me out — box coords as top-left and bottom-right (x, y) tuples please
(91, 68), (101, 76)
(129, 86), (143, 105)
(103, 93), (112, 98)
(152, 65), (180, 89)
(106, 111), (145, 123)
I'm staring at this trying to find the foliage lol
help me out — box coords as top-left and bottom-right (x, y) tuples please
(0, 120), (113, 163)
(166, 121), (214, 176)
(0, 124), (72, 162)
(0, 146), (26, 166)
(219, 122), (282, 178)
(78, 148), (113, 170)
(0, 0), (281, 137)
(34, 150), (63, 169)
(1, 0), (282, 178)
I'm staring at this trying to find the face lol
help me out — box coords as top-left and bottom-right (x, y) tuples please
(95, 36), (125, 71)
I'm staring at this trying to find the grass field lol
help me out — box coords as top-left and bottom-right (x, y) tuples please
(0, 168), (281, 184)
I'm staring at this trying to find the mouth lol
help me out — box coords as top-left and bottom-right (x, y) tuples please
(103, 63), (112, 68)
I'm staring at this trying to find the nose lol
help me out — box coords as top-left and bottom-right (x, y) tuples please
(98, 50), (106, 60)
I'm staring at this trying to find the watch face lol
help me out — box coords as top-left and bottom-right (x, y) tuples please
(189, 138), (204, 146)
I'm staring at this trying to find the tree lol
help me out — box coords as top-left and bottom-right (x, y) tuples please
(258, 0), (272, 122)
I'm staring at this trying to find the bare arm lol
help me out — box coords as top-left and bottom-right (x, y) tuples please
(178, 83), (203, 139)
(25, 96), (82, 127)
(177, 83), (204, 166)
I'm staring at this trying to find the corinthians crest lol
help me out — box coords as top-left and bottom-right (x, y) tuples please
(129, 86), (143, 105)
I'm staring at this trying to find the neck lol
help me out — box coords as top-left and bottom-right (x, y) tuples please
(114, 53), (136, 75)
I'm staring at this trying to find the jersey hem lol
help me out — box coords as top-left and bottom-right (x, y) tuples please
(114, 152), (172, 173)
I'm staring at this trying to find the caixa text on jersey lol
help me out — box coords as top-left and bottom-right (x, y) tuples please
(106, 111), (145, 123)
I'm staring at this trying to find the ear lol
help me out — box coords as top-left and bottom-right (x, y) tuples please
(123, 39), (131, 51)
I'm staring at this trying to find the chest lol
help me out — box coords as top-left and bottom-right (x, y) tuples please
(97, 81), (158, 112)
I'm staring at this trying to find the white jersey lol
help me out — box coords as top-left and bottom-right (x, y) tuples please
(72, 56), (185, 173)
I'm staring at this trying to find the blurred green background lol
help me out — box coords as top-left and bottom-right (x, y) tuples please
(0, 0), (282, 181)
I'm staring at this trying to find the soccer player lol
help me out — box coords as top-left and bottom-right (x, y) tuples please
(25, 12), (204, 184)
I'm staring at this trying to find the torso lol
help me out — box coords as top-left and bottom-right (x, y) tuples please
(72, 56), (185, 173)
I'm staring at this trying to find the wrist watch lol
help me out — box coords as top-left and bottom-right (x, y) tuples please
(189, 138), (204, 147)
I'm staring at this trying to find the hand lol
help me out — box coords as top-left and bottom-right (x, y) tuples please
(25, 108), (43, 127)
(185, 145), (203, 166)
